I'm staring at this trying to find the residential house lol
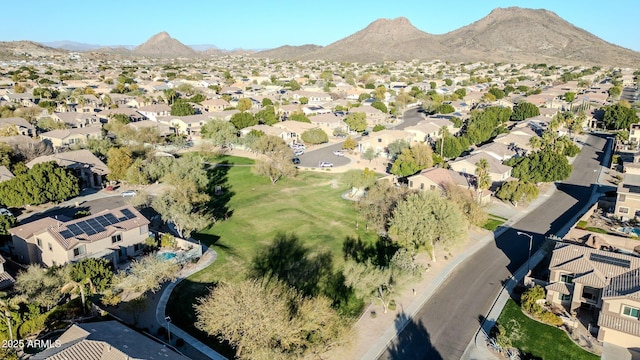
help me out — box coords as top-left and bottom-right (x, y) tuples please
(450, 153), (512, 184)
(357, 129), (414, 156)
(615, 154), (640, 220)
(407, 167), (471, 192)
(310, 113), (346, 134)
(40, 126), (103, 149)
(127, 120), (173, 137)
(137, 104), (171, 121)
(292, 90), (332, 105)
(630, 124), (640, 147)
(9, 206), (149, 268)
(30, 320), (190, 360)
(2, 92), (37, 107)
(278, 104), (302, 119)
(52, 112), (101, 128)
(272, 121), (318, 144)
(26, 149), (109, 189)
(0, 166), (14, 183)
(472, 142), (518, 162)
(202, 98), (230, 112)
(240, 124), (290, 139)
(0, 255), (15, 290)
(351, 107), (387, 127)
(545, 242), (640, 349)
(0, 117), (36, 137)
(158, 114), (212, 138)
(97, 107), (146, 123)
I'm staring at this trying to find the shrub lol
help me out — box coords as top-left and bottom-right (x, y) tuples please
(576, 220), (587, 229)
(373, 124), (386, 132)
(73, 210), (91, 219)
(160, 233), (177, 248)
(301, 128), (328, 144)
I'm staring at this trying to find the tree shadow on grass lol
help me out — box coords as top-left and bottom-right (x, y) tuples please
(250, 233), (333, 298)
(342, 235), (399, 267)
(192, 233), (236, 256)
(206, 160), (234, 222)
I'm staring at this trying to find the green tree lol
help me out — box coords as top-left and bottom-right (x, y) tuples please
(495, 180), (539, 206)
(474, 158), (491, 194)
(344, 112), (367, 132)
(112, 254), (179, 296)
(230, 112), (257, 129)
(608, 85), (622, 98)
(488, 87), (505, 99)
(391, 148), (420, 177)
(373, 124), (386, 132)
(511, 101), (540, 121)
(371, 101), (388, 113)
(252, 135), (296, 184)
(255, 105), (278, 125)
(201, 119), (238, 147)
(434, 103), (455, 114)
(170, 102), (195, 116)
(374, 86), (387, 100)
(389, 191), (467, 261)
(342, 136), (357, 150)
(289, 113), (311, 123)
(505, 148), (572, 183)
(262, 98), (273, 106)
(15, 265), (70, 310)
(443, 183), (488, 226)
(71, 258), (113, 293)
(106, 147), (133, 181)
(289, 79), (301, 91)
(563, 91), (576, 103)
(0, 162), (80, 207)
(343, 168), (377, 197)
(237, 98), (252, 112)
(454, 88), (466, 99)
(357, 181), (411, 234)
(387, 139), (410, 160)
(362, 147), (377, 163)
(301, 128), (328, 144)
(410, 143), (433, 169)
(602, 103), (640, 130)
(0, 215), (16, 236)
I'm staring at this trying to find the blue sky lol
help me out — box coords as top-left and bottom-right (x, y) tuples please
(2, 0), (639, 51)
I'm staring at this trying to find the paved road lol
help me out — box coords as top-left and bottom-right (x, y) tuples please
(299, 108), (425, 168)
(378, 134), (608, 360)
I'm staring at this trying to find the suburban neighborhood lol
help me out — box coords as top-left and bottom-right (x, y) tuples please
(0, 4), (639, 360)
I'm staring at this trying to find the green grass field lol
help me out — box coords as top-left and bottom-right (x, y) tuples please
(482, 213), (507, 231)
(166, 156), (377, 353)
(496, 300), (599, 360)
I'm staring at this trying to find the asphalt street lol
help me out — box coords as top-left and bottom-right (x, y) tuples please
(299, 108), (425, 167)
(378, 134), (608, 360)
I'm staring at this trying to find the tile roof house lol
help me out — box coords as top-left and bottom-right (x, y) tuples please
(202, 98), (231, 112)
(52, 112), (101, 128)
(26, 149), (109, 189)
(357, 129), (414, 156)
(9, 206), (149, 268)
(30, 320), (190, 360)
(545, 242), (640, 349)
(614, 154), (640, 221)
(449, 153), (512, 184)
(39, 126), (103, 150)
(0, 165), (15, 183)
(0, 117), (36, 137)
(407, 167), (471, 192)
(137, 104), (171, 121)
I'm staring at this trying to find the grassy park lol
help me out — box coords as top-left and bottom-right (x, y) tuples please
(166, 155), (378, 352)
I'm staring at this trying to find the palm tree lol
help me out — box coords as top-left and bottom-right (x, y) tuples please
(61, 278), (95, 311)
(438, 126), (450, 158)
(0, 293), (21, 341)
(474, 159), (491, 202)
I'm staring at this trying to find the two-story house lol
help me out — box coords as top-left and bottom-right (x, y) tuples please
(615, 153), (640, 220)
(545, 242), (640, 349)
(9, 206), (150, 268)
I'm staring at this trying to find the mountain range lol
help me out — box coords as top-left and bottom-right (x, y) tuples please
(16, 7), (640, 66)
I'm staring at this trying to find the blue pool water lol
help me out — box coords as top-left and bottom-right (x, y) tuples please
(618, 227), (640, 237)
(158, 252), (177, 261)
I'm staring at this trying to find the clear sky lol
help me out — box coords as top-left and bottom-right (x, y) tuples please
(2, 0), (639, 52)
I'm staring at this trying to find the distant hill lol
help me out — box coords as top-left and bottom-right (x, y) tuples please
(440, 7), (640, 66)
(254, 8), (640, 66)
(298, 17), (446, 63)
(0, 41), (67, 59)
(41, 40), (103, 51)
(133, 32), (197, 58)
(256, 44), (323, 60)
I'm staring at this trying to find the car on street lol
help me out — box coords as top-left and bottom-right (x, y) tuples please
(294, 149), (304, 156)
(362, 131), (369, 136)
(291, 143), (305, 150)
(333, 150), (344, 156)
(292, 157), (300, 165)
(318, 161), (333, 167)
(0, 208), (13, 217)
(121, 190), (138, 197)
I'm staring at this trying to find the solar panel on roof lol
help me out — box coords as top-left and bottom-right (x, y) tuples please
(67, 224), (83, 236)
(60, 230), (74, 239)
(120, 209), (136, 220)
(589, 253), (631, 268)
(86, 218), (102, 230)
(104, 213), (118, 224)
(85, 229), (96, 236)
(96, 216), (110, 227)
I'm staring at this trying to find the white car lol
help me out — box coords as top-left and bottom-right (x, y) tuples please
(333, 150), (344, 157)
(318, 161), (333, 168)
(294, 149), (305, 156)
(121, 190), (138, 197)
(0, 208), (13, 217)
(292, 143), (306, 150)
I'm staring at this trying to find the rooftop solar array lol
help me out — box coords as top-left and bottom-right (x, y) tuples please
(59, 209), (137, 239)
(589, 253), (631, 268)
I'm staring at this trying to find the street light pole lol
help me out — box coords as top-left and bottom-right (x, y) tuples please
(165, 316), (172, 344)
(516, 231), (533, 274)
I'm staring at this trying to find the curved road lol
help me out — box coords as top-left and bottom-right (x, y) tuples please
(378, 134), (608, 360)
(299, 108), (426, 168)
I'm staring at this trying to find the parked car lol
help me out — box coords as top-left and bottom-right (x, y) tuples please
(292, 157), (301, 165)
(121, 190), (138, 197)
(333, 150), (344, 157)
(294, 150), (305, 156)
(318, 161), (333, 167)
(0, 208), (13, 217)
(362, 131), (369, 136)
(292, 143), (306, 150)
